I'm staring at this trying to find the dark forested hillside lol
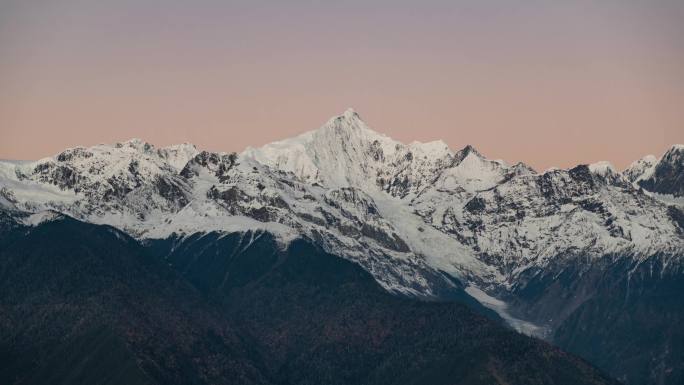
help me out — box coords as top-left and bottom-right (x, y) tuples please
(552, 256), (684, 385)
(0, 217), (269, 385)
(0, 217), (618, 385)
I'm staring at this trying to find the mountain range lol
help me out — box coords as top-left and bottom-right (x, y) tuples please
(1, 109), (682, 385)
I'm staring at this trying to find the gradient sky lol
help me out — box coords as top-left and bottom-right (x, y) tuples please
(1, 0), (682, 170)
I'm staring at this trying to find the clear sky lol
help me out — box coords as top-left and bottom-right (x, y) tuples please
(1, 0), (682, 170)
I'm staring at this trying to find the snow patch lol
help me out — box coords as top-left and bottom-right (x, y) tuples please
(588, 161), (616, 176)
(22, 211), (62, 226)
(465, 285), (548, 338)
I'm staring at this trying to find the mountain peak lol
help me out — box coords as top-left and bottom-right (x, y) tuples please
(635, 143), (684, 196)
(116, 138), (154, 152)
(323, 108), (367, 131)
(455, 145), (484, 162)
(639, 154), (658, 164)
(162, 142), (197, 151)
(464, 145), (482, 156)
(623, 155), (657, 182)
(158, 143), (199, 171)
(343, 107), (359, 119)
(663, 144), (684, 159)
(588, 161), (616, 176)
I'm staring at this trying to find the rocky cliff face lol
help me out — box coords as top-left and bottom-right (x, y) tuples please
(634, 145), (684, 197)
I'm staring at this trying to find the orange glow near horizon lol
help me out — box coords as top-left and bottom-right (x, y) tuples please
(1, 1), (682, 170)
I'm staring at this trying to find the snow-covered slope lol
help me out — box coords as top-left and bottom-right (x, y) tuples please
(242, 108), (459, 197)
(623, 154), (658, 183)
(1, 109), (682, 315)
(629, 144), (684, 197)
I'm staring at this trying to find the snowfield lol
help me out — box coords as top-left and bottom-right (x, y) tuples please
(1, 109), (682, 332)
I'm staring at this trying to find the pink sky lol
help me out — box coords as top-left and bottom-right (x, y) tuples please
(1, 1), (682, 170)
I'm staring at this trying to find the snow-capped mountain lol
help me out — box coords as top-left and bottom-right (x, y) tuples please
(629, 144), (684, 197)
(0, 109), (681, 296)
(242, 109), (528, 199)
(1, 109), (683, 384)
(244, 109), (682, 277)
(623, 155), (658, 184)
